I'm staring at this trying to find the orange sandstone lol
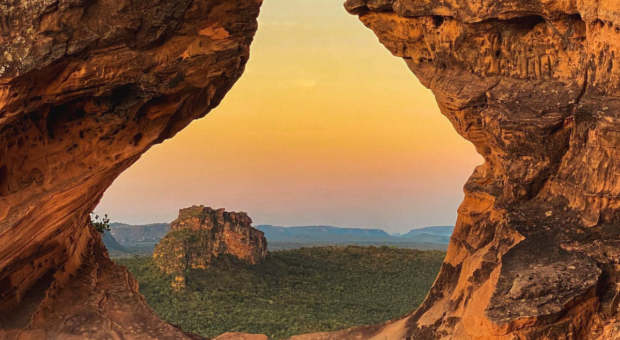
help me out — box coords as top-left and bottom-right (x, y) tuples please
(0, 0), (261, 338)
(306, 0), (620, 338)
(153, 206), (268, 289)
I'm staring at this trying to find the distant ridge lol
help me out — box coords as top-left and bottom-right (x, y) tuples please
(401, 226), (454, 238)
(256, 225), (453, 249)
(257, 225), (390, 240)
(109, 222), (170, 243)
(102, 231), (126, 252)
(103, 221), (454, 256)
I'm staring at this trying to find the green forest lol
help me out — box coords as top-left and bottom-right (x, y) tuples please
(117, 246), (445, 339)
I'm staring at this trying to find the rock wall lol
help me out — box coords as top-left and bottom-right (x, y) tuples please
(154, 206), (268, 289)
(0, 0), (261, 338)
(335, 0), (620, 339)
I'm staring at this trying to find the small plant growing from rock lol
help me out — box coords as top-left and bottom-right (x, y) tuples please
(90, 213), (111, 234)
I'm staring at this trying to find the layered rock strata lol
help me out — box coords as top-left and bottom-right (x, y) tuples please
(332, 0), (620, 339)
(0, 0), (261, 338)
(154, 206), (268, 289)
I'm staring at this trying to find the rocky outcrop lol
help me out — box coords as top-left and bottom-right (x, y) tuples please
(154, 206), (268, 289)
(0, 0), (261, 338)
(338, 0), (620, 339)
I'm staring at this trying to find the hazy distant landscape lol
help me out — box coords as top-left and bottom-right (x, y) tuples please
(104, 222), (453, 257)
(257, 225), (452, 251)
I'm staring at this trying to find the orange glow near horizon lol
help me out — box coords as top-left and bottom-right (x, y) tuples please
(96, 0), (483, 233)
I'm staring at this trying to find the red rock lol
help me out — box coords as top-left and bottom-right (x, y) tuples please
(5, 0), (620, 338)
(334, 0), (620, 338)
(213, 333), (268, 340)
(0, 0), (261, 338)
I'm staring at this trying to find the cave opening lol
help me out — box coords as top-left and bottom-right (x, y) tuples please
(93, 0), (480, 339)
(4, 0), (620, 337)
(0, 0), (492, 339)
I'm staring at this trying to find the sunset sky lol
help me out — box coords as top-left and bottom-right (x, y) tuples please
(96, 0), (482, 233)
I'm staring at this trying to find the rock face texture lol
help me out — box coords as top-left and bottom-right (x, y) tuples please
(154, 206), (268, 289)
(213, 333), (268, 340)
(336, 0), (620, 339)
(0, 0), (261, 338)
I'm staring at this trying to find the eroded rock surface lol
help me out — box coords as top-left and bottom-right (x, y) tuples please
(154, 206), (268, 289)
(336, 0), (620, 339)
(213, 332), (268, 340)
(0, 0), (261, 338)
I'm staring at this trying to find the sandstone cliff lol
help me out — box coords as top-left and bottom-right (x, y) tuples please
(0, 0), (261, 338)
(154, 206), (268, 289)
(321, 0), (620, 339)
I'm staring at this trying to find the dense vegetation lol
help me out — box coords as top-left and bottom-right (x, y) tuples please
(117, 246), (444, 339)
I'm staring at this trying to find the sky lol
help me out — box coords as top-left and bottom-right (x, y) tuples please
(96, 0), (482, 234)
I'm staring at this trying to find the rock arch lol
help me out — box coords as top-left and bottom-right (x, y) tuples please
(4, 0), (620, 339)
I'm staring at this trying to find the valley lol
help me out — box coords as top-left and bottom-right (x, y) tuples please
(117, 246), (444, 339)
(109, 206), (446, 338)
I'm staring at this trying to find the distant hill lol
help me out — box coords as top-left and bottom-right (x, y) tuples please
(257, 225), (390, 241)
(109, 222), (170, 243)
(256, 224), (453, 250)
(405, 233), (450, 244)
(102, 232), (126, 252)
(104, 221), (454, 257)
(401, 226), (454, 238)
